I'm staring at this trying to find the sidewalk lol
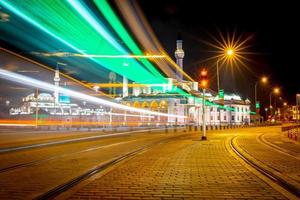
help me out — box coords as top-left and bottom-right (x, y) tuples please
(67, 132), (286, 200)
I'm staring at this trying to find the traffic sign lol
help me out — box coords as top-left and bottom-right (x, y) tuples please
(255, 101), (260, 109)
(219, 89), (224, 99)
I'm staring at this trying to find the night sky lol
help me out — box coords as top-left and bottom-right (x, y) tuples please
(1, 0), (299, 113)
(138, 0), (300, 108)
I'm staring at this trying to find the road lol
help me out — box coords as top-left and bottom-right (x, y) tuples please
(0, 126), (299, 199)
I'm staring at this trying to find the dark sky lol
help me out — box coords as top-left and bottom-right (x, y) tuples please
(138, 0), (300, 106)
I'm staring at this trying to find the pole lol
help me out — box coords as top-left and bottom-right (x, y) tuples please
(35, 88), (39, 128)
(269, 92), (272, 118)
(255, 81), (258, 107)
(216, 59), (221, 126)
(216, 59), (220, 92)
(202, 88), (207, 140)
(254, 81), (258, 123)
(296, 94), (299, 124)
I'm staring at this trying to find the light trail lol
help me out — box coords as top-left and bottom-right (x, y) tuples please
(0, 69), (186, 119)
(113, 1), (194, 82)
(31, 51), (166, 58)
(0, 120), (160, 127)
(1, 47), (111, 98)
(0, 1), (166, 84)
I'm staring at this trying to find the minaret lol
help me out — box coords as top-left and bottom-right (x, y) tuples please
(174, 33), (185, 80)
(53, 66), (60, 104)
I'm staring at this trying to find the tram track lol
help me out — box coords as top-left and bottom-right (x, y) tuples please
(0, 140), (137, 174)
(258, 133), (300, 161)
(229, 136), (300, 199)
(0, 128), (185, 174)
(34, 133), (189, 200)
(0, 127), (170, 154)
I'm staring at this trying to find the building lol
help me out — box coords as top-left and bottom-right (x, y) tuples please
(120, 36), (251, 126)
(9, 68), (106, 117)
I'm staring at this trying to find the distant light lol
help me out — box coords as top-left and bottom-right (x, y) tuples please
(200, 69), (207, 76)
(261, 76), (268, 83)
(274, 87), (280, 94)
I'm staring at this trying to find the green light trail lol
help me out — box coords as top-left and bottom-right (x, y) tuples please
(0, 0), (163, 84)
(94, 0), (164, 78)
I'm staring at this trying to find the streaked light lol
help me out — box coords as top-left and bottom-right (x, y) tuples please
(0, 69), (186, 119)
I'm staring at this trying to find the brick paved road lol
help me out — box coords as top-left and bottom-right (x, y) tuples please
(235, 127), (300, 188)
(0, 129), (185, 199)
(68, 130), (287, 200)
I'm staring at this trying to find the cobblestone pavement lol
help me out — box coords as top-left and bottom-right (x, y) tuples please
(0, 130), (185, 199)
(262, 130), (300, 158)
(68, 129), (287, 200)
(235, 127), (300, 185)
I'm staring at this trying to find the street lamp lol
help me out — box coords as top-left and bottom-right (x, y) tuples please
(254, 76), (268, 119)
(216, 48), (236, 92)
(269, 87), (280, 119)
(264, 107), (268, 121)
(216, 48), (235, 126)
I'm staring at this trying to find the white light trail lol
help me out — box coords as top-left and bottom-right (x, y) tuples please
(0, 69), (186, 119)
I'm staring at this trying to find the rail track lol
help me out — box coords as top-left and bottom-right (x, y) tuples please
(229, 136), (300, 198)
(34, 133), (188, 199)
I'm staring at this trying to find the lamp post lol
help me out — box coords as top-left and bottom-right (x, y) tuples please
(216, 48), (235, 126)
(254, 76), (268, 123)
(269, 87), (280, 120)
(264, 107), (268, 121)
(216, 48), (235, 92)
(255, 76), (268, 106)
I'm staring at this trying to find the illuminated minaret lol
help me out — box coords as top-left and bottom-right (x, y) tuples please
(53, 66), (60, 104)
(174, 33), (184, 80)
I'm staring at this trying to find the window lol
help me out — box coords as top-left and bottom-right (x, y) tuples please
(211, 116), (214, 121)
(224, 115), (227, 120)
(237, 107), (239, 112)
(232, 116), (235, 121)
(217, 116), (220, 120)
(210, 107), (214, 112)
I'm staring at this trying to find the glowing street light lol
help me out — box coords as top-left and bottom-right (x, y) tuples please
(254, 76), (268, 110)
(269, 87), (280, 119)
(226, 48), (234, 57)
(216, 47), (237, 92)
(274, 87), (280, 94)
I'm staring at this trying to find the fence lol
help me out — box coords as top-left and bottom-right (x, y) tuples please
(282, 124), (300, 142)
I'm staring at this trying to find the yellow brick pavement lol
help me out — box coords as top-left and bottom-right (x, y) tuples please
(69, 132), (286, 200)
